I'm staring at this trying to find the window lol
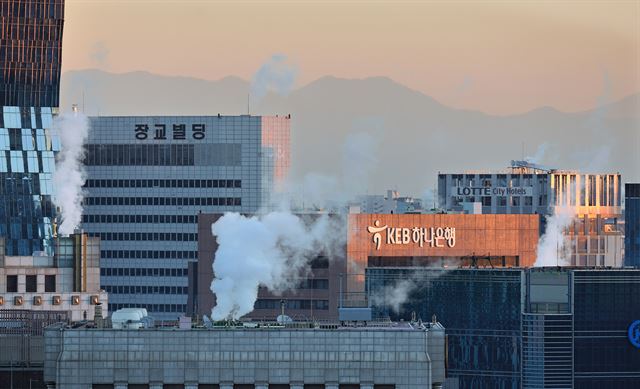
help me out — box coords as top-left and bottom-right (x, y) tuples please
(6, 275), (18, 292)
(497, 196), (507, 207)
(511, 196), (520, 207)
(45, 275), (56, 292)
(524, 196), (533, 206)
(481, 196), (492, 206)
(26, 275), (37, 292)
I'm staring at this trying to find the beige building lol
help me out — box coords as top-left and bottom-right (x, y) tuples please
(0, 233), (108, 321)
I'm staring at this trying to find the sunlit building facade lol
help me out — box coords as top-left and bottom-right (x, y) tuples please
(82, 115), (290, 320)
(438, 161), (624, 266)
(0, 0), (64, 256)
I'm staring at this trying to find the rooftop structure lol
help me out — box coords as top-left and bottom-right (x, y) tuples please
(43, 320), (446, 389)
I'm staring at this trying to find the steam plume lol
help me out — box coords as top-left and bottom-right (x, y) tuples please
(251, 54), (297, 103)
(534, 206), (575, 266)
(210, 212), (344, 320)
(369, 277), (418, 314)
(52, 112), (89, 235)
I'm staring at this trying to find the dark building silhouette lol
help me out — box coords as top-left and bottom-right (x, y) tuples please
(367, 267), (640, 389)
(626, 183), (640, 267)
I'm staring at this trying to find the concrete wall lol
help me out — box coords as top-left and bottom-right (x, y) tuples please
(44, 326), (442, 389)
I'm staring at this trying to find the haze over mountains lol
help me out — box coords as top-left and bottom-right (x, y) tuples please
(61, 70), (640, 198)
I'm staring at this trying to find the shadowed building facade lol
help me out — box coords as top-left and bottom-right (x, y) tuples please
(625, 183), (640, 267)
(192, 212), (346, 321)
(367, 267), (640, 389)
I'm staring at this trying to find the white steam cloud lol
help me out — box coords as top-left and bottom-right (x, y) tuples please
(52, 112), (89, 236)
(210, 212), (344, 320)
(534, 206), (575, 267)
(525, 143), (548, 165)
(369, 277), (418, 314)
(251, 54), (297, 103)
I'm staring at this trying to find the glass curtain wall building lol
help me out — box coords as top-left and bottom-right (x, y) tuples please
(82, 115), (290, 320)
(366, 267), (640, 389)
(0, 0), (64, 256)
(625, 183), (640, 267)
(367, 268), (523, 389)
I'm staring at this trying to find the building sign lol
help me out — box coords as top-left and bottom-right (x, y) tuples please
(367, 220), (456, 250)
(134, 123), (206, 140)
(455, 186), (533, 196)
(629, 320), (640, 348)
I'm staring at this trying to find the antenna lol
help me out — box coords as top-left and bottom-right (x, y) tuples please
(247, 94), (250, 115)
(522, 142), (525, 160)
(82, 90), (85, 113)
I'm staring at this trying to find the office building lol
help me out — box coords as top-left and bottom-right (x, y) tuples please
(625, 183), (640, 267)
(82, 115), (290, 319)
(0, 233), (107, 321)
(438, 161), (624, 266)
(1, 0), (65, 256)
(191, 212), (346, 321)
(43, 321), (446, 389)
(366, 267), (640, 389)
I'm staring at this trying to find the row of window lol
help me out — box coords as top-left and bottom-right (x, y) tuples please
(84, 214), (198, 224)
(101, 267), (188, 277)
(85, 144), (196, 166)
(5, 274), (55, 293)
(83, 179), (241, 189)
(92, 384), (391, 389)
(100, 250), (198, 259)
(108, 303), (187, 314)
(100, 250), (197, 260)
(254, 299), (329, 310)
(102, 285), (188, 295)
(451, 196), (536, 207)
(83, 196), (242, 207)
(88, 232), (197, 242)
(296, 279), (329, 290)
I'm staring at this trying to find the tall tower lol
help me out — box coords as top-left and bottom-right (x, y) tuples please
(0, 0), (65, 255)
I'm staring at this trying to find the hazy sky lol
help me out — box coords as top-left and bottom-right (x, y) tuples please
(63, 0), (639, 115)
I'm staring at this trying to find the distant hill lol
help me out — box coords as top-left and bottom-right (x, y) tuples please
(61, 69), (640, 197)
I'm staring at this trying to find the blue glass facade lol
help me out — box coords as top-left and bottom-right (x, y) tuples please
(625, 183), (640, 267)
(366, 267), (640, 389)
(0, 107), (59, 255)
(572, 270), (640, 388)
(366, 268), (523, 389)
(1, 0), (64, 256)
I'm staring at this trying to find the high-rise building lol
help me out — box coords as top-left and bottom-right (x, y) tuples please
(82, 115), (290, 319)
(0, 0), (64, 256)
(438, 161), (624, 266)
(625, 183), (640, 267)
(367, 267), (640, 389)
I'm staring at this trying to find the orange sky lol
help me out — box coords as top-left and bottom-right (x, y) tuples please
(62, 0), (639, 115)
